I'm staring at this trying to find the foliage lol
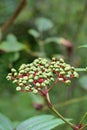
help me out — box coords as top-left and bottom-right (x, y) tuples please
(0, 113), (71, 130)
(0, 0), (87, 130)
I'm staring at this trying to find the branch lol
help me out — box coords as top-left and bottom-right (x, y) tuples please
(73, 0), (87, 42)
(1, 0), (27, 33)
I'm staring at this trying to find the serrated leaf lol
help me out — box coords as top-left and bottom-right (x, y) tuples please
(0, 34), (25, 52)
(35, 17), (53, 32)
(0, 113), (13, 130)
(28, 29), (40, 38)
(79, 76), (87, 90)
(16, 115), (71, 130)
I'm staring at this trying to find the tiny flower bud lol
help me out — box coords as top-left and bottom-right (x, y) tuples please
(60, 71), (66, 75)
(55, 68), (59, 71)
(34, 76), (38, 80)
(22, 80), (27, 84)
(52, 57), (56, 61)
(45, 64), (49, 67)
(25, 86), (30, 90)
(65, 67), (71, 71)
(50, 77), (54, 81)
(59, 58), (64, 63)
(19, 83), (23, 86)
(25, 68), (30, 72)
(73, 72), (79, 78)
(41, 82), (46, 87)
(33, 89), (38, 94)
(19, 64), (26, 70)
(44, 80), (49, 85)
(16, 86), (21, 91)
(11, 68), (16, 72)
(23, 76), (29, 80)
(36, 82), (40, 87)
(6, 76), (11, 80)
(29, 74), (33, 79)
(13, 79), (17, 83)
(59, 78), (63, 81)
(14, 72), (17, 76)
(65, 80), (71, 85)
(20, 70), (25, 73)
(29, 79), (34, 83)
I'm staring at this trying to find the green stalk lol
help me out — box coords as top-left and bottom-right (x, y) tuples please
(75, 68), (87, 72)
(44, 93), (76, 129)
(79, 112), (87, 124)
(80, 124), (87, 130)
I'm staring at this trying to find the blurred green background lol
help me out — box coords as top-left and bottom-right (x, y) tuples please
(0, 0), (87, 130)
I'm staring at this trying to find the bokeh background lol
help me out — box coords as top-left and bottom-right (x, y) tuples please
(0, 0), (87, 129)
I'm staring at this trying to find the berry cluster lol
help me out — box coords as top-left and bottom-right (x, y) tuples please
(6, 58), (79, 94)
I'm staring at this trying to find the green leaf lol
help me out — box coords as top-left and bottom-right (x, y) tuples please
(8, 52), (20, 62)
(79, 76), (87, 90)
(78, 45), (87, 48)
(28, 29), (40, 38)
(45, 37), (60, 44)
(0, 113), (13, 130)
(0, 28), (2, 41)
(16, 115), (71, 130)
(0, 34), (25, 52)
(35, 17), (54, 32)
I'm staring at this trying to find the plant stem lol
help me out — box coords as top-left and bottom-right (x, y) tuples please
(1, 0), (27, 33)
(75, 68), (87, 72)
(44, 92), (75, 129)
(80, 124), (87, 130)
(79, 112), (87, 124)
